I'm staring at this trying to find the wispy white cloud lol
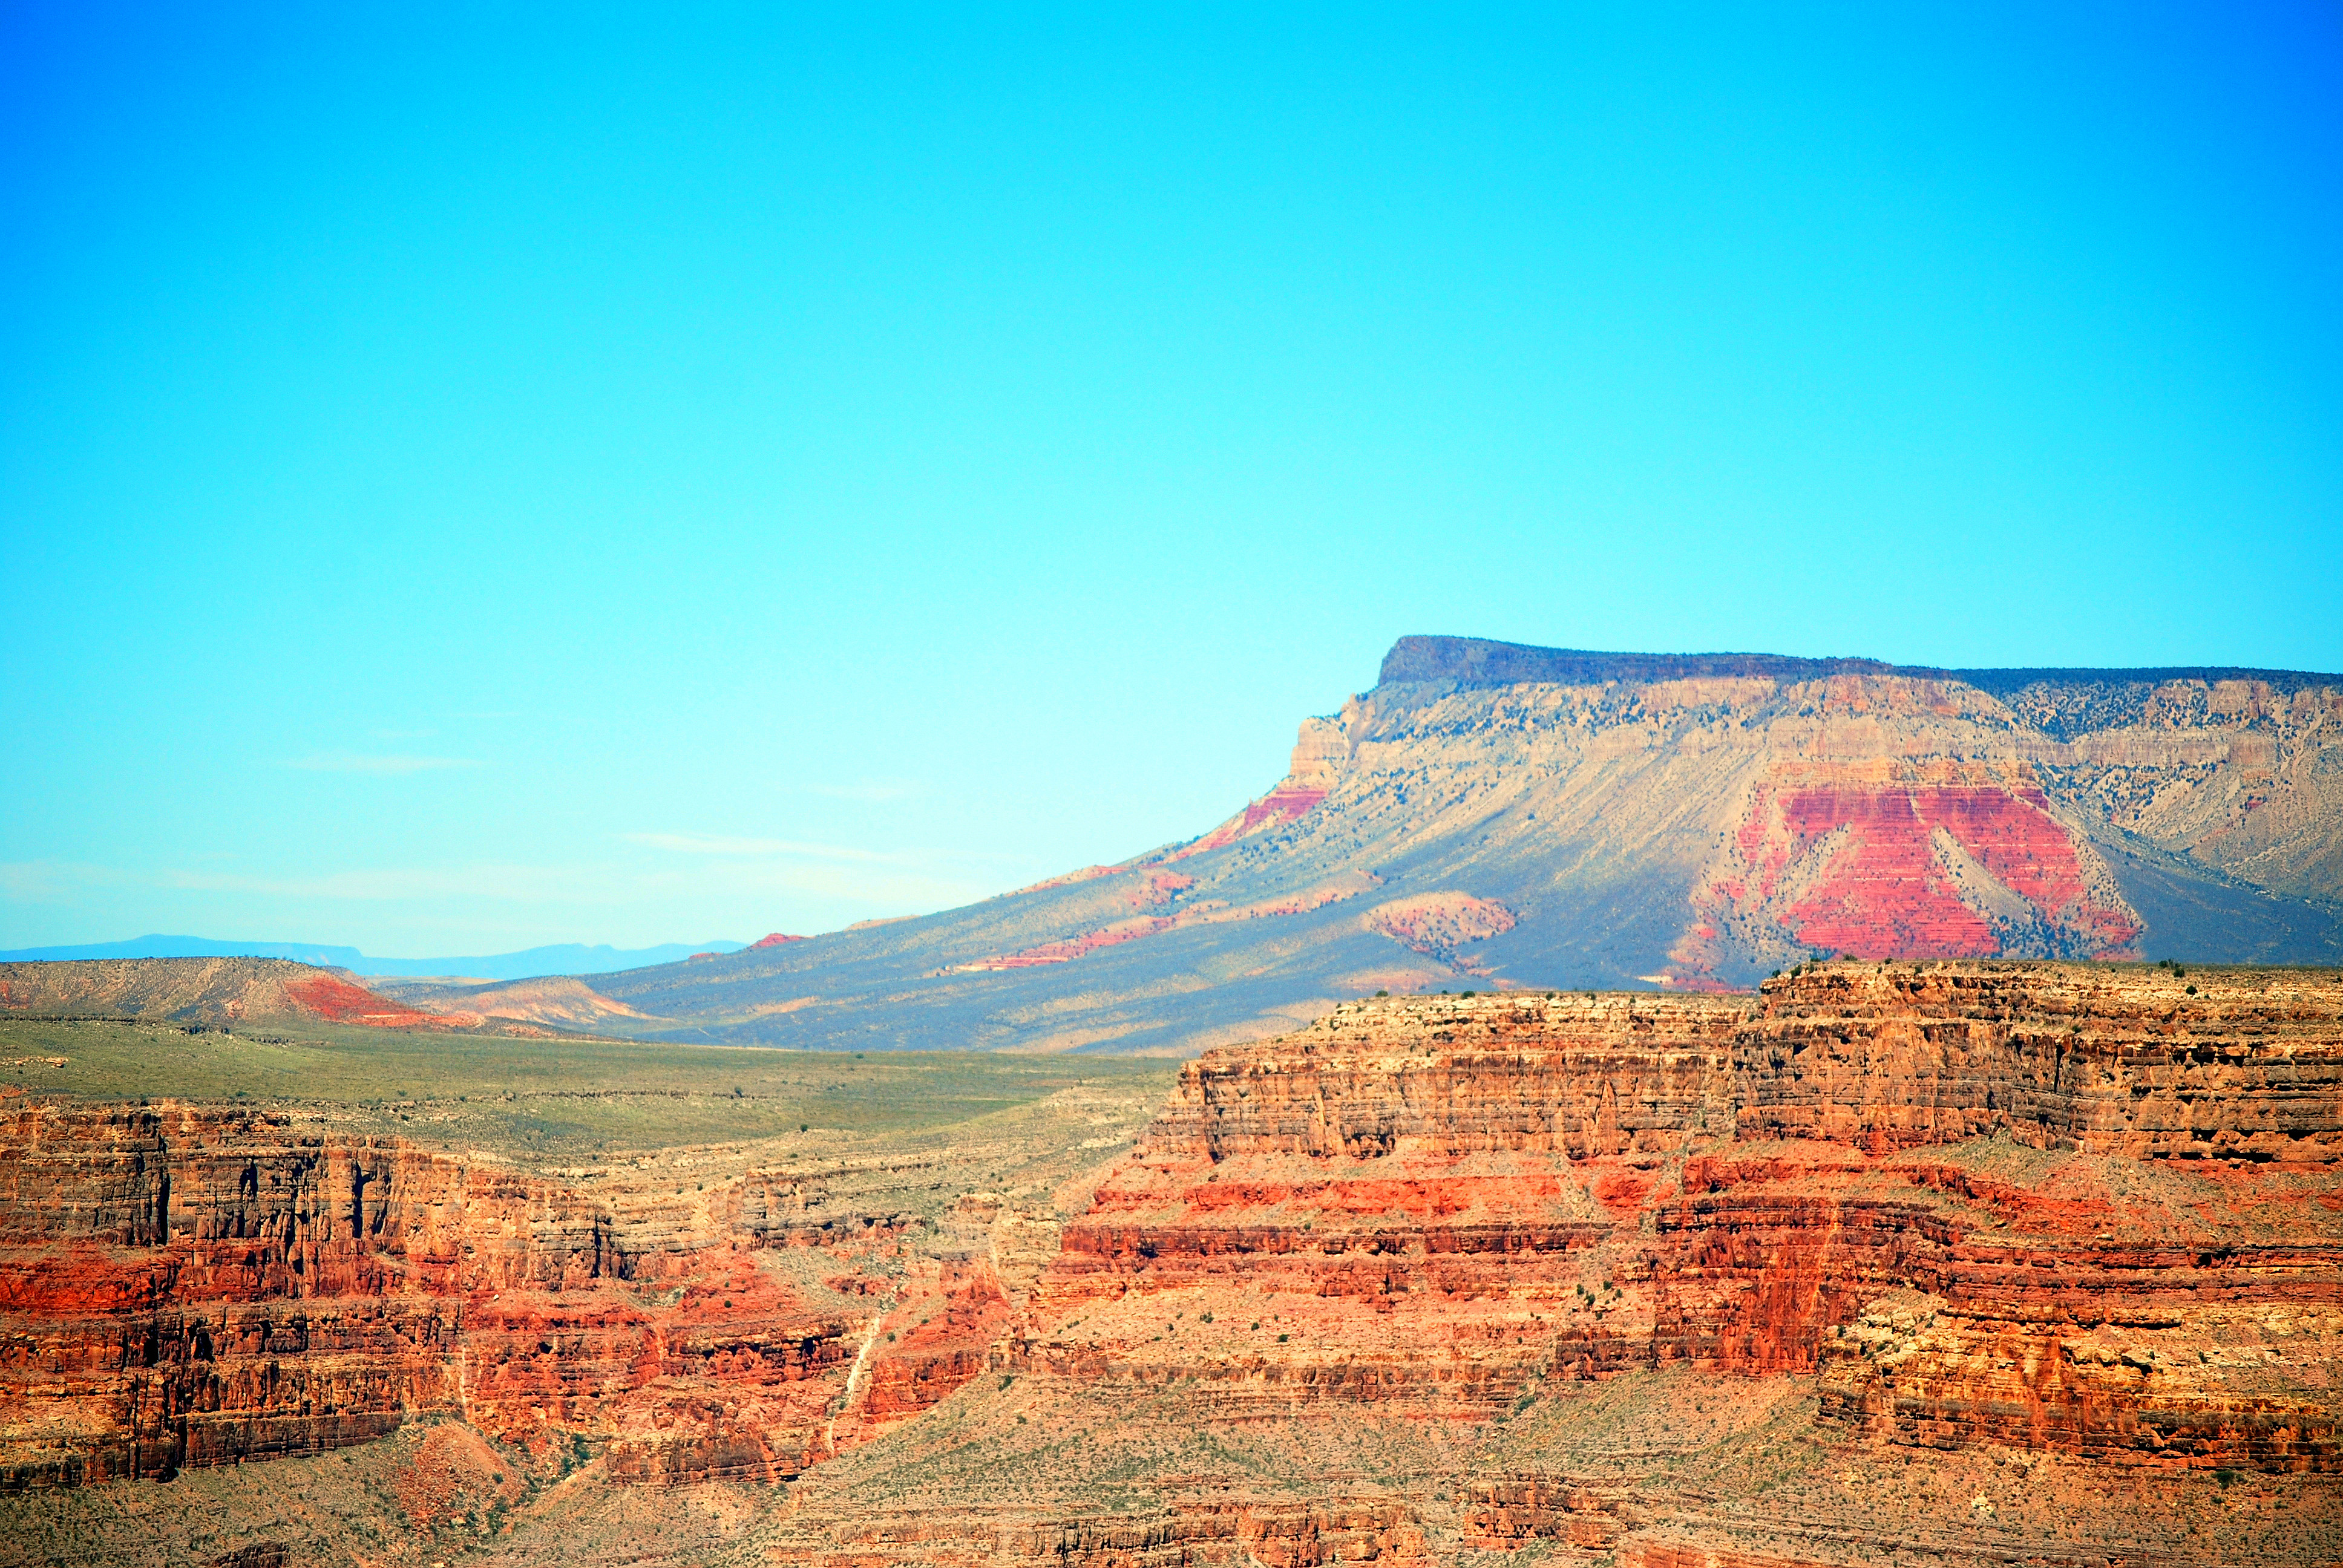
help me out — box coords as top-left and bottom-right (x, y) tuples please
(0, 855), (1011, 921)
(804, 779), (923, 802)
(151, 862), (582, 900)
(0, 861), (85, 900)
(621, 832), (902, 863)
(287, 753), (478, 776)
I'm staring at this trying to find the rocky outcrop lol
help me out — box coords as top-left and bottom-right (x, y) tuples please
(363, 975), (649, 1030)
(788, 1497), (1434, 1566)
(1036, 995), (1738, 1369)
(1012, 1499), (1430, 1566)
(1814, 1287), (2343, 1470)
(1463, 1474), (1629, 1552)
(0, 958), (450, 1031)
(1735, 962), (2343, 1158)
(1133, 993), (1742, 1162)
(13, 961), (2335, 1495)
(1009, 994), (1736, 1415)
(0, 1105), (896, 1491)
(1680, 757), (2143, 970)
(856, 1256), (1013, 1423)
(10, 964), (2339, 1564)
(1014, 964), (2343, 1468)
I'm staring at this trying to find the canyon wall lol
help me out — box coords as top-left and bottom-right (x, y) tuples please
(1012, 963), (2343, 1469)
(1737, 962), (2343, 1158)
(5, 958), (2339, 1546)
(1143, 994), (1742, 1161)
(0, 1106), (900, 1491)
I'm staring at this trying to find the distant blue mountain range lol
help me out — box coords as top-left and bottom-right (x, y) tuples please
(0, 935), (740, 980)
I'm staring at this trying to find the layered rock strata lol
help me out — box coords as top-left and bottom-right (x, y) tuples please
(1738, 962), (2343, 1158)
(0, 1106), (919, 1491)
(1011, 995), (1744, 1416)
(5, 959), (2339, 1567)
(1011, 964), (2343, 1471)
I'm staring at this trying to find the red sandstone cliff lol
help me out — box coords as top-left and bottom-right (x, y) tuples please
(1009, 964), (2343, 1470)
(0, 1106), (917, 1491)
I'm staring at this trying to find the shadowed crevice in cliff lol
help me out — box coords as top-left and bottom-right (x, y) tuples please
(2097, 840), (2343, 964)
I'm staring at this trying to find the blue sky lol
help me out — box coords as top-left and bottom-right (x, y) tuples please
(4, 5), (2339, 955)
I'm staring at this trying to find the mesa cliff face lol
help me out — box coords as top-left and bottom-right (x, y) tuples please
(580, 639), (2343, 1054)
(1004, 963), (2342, 1472)
(0, 1106), (959, 1491)
(1737, 964), (2343, 1158)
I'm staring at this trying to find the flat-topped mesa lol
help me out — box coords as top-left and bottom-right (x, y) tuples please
(1142, 992), (1749, 1165)
(1378, 637), (1907, 687)
(1379, 634), (2343, 697)
(1738, 962), (2343, 1160)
